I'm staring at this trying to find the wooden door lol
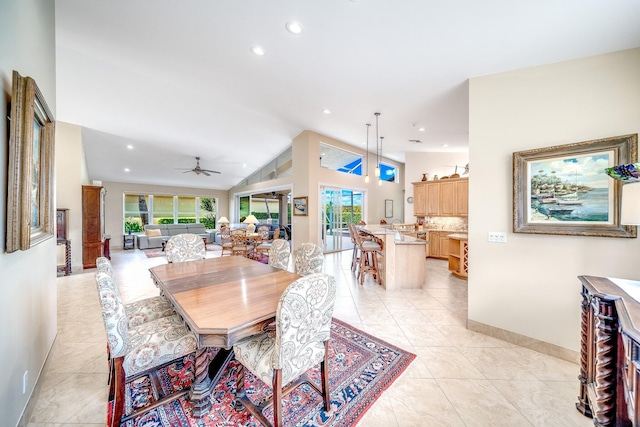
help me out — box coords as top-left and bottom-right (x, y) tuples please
(426, 183), (440, 216)
(82, 186), (103, 268)
(413, 183), (427, 216)
(439, 181), (455, 216)
(454, 179), (468, 216)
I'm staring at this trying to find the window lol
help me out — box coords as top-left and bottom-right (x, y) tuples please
(379, 162), (397, 183)
(123, 194), (217, 232)
(319, 143), (363, 176)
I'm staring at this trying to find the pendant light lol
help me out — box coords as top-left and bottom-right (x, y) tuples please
(374, 113), (381, 177)
(378, 136), (384, 186)
(364, 123), (371, 183)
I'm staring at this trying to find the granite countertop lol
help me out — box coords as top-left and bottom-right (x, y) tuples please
(393, 232), (428, 245)
(360, 226), (428, 245)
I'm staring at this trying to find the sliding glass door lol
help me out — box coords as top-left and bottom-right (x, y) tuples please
(320, 187), (363, 253)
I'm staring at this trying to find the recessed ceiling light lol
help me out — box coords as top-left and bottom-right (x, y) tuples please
(243, 163), (247, 168)
(418, 127), (426, 132)
(285, 21), (303, 35)
(322, 109), (331, 114)
(126, 144), (134, 150)
(250, 46), (265, 56)
(442, 144), (449, 147)
(124, 168), (130, 172)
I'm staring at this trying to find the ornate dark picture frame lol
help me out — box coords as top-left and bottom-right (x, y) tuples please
(6, 70), (56, 252)
(513, 134), (637, 238)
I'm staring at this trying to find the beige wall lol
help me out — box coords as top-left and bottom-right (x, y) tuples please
(469, 48), (640, 352)
(290, 131), (404, 249)
(403, 152), (469, 223)
(55, 122), (90, 270)
(0, 1), (57, 425)
(102, 182), (230, 248)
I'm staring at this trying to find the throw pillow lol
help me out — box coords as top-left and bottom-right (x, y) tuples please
(146, 228), (162, 237)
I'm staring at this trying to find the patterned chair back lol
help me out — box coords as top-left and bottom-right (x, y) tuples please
(95, 271), (128, 358)
(165, 233), (206, 263)
(96, 256), (115, 277)
(274, 273), (336, 384)
(257, 225), (270, 242)
(347, 223), (358, 245)
(268, 239), (291, 270)
(294, 242), (324, 275)
(219, 225), (231, 241)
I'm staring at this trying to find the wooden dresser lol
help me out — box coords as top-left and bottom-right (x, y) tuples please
(82, 185), (105, 269)
(577, 275), (640, 426)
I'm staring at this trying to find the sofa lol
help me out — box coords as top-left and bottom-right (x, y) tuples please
(136, 223), (214, 249)
(213, 223), (289, 246)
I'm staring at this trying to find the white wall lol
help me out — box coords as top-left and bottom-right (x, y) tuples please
(102, 182), (230, 248)
(469, 48), (640, 352)
(403, 152), (469, 223)
(55, 122), (90, 270)
(0, 1), (57, 424)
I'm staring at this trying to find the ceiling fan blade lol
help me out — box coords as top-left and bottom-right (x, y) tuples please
(202, 171), (211, 176)
(182, 170), (192, 174)
(202, 169), (221, 174)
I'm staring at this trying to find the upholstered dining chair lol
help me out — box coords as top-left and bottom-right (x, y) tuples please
(96, 257), (175, 327)
(164, 233), (206, 263)
(233, 273), (337, 427)
(95, 271), (197, 427)
(294, 242), (324, 275)
(268, 239), (290, 270)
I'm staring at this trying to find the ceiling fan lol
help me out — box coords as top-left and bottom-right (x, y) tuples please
(177, 157), (221, 176)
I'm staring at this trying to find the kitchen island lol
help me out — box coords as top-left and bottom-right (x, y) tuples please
(360, 226), (428, 290)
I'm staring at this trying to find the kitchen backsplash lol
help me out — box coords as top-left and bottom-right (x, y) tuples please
(424, 216), (467, 231)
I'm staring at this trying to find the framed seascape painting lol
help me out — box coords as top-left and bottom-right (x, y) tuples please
(6, 70), (56, 252)
(293, 196), (308, 216)
(513, 134), (637, 238)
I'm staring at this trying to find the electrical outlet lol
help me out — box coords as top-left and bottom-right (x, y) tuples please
(23, 371), (28, 394)
(487, 232), (507, 243)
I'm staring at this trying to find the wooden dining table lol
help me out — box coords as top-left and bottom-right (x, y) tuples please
(149, 256), (301, 417)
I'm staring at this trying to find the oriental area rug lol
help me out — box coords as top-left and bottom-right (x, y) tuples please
(114, 318), (415, 427)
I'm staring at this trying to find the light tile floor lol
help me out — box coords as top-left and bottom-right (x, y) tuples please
(25, 247), (593, 426)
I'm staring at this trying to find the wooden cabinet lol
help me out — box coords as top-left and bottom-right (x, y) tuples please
(82, 185), (104, 269)
(428, 231), (451, 259)
(577, 276), (640, 426)
(413, 183), (427, 217)
(448, 235), (468, 279)
(412, 177), (468, 217)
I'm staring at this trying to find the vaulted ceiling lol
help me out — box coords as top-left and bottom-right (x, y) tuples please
(55, 0), (640, 190)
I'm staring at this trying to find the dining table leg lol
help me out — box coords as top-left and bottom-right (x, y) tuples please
(189, 347), (236, 418)
(190, 347), (215, 417)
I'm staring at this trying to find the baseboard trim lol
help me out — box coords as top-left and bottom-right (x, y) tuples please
(467, 320), (579, 364)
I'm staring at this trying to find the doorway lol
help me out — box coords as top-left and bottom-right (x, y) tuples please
(320, 187), (363, 253)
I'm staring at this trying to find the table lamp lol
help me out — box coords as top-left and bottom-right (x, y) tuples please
(218, 216), (229, 229)
(243, 214), (259, 234)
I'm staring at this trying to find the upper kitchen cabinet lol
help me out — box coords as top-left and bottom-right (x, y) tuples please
(412, 177), (468, 217)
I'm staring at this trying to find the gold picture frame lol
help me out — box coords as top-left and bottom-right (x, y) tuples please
(293, 196), (308, 216)
(6, 70), (56, 252)
(513, 134), (637, 238)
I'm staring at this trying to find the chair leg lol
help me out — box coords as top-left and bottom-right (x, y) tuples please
(234, 364), (246, 410)
(111, 357), (126, 427)
(321, 341), (331, 411)
(272, 369), (283, 427)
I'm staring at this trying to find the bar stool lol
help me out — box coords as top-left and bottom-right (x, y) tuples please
(353, 229), (382, 286)
(347, 223), (361, 273)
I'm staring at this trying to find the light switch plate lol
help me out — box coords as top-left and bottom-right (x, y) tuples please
(488, 232), (507, 243)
